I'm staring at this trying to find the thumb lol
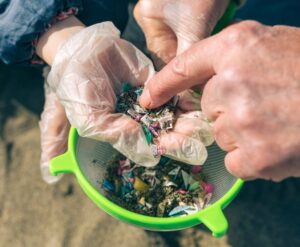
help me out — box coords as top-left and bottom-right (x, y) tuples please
(40, 90), (70, 183)
(134, 2), (177, 69)
(164, 0), (230, 55)
(139, 35), (218, 109)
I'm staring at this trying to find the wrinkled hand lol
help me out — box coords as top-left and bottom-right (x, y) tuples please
(40, 22), (214, 183)
(140, 21), (300, 181)
(134, 0), (230, 69)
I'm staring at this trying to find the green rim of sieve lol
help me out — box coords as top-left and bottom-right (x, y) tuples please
(50, 128), (243, 237)
(49, 0), (242, 237)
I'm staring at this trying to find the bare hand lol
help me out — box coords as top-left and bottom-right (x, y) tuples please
(140, 21), (300, 181)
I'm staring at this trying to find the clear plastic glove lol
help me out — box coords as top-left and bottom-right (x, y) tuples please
(40, 22), (214, 183)
(134, 0), (230, 69)
(40, 85), (70, 183)
(154, 89), (214, 164)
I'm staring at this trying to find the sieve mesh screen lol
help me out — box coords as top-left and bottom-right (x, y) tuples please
(76, 136), (237, 204)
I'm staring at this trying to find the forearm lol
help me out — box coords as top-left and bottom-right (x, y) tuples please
(36, 16), (85, 65)
(0, 0), (128, 65)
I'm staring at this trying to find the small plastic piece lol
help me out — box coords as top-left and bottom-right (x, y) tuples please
(204, 184), (214, 194)
(133, 177), (150, 192)
(191, 165), (202, 174)
(142, 125), (153, 144)
(102, 180), (115, 192)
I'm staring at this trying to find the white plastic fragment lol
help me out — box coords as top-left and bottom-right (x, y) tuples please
(168, 166), (181, 176)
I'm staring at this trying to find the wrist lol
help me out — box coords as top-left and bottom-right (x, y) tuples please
(36, 16), (85, 65)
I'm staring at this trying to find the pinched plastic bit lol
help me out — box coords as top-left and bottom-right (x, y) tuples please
(122, 83), (133, 92)
(116, 85), (178, 157)
(133, 104), (146, 114)
(148, 125), (159, 137)
(142, 125), (153, 144)
(140, 114), (151, 127)
(127, 109), (140, 119)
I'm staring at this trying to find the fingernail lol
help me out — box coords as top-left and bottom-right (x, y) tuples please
(140, 88), (151, 108)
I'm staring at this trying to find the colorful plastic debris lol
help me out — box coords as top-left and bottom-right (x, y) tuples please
(101, 154), (213, 217)
(102, 180), (114, 192)
(191, 165), (202, 174)
(133, 177), (150, 192)
(168, 205), (191, 216)
(116, 84), (178, 157)
(204, 183), (214, 194)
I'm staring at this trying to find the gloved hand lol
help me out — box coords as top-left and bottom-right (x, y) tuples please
(134, 0), (230, 69)
(40, 84), (70, 183)
(40, 22), (214, 183)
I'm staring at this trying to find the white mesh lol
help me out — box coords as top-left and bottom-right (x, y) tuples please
(76, 136), (237, 204)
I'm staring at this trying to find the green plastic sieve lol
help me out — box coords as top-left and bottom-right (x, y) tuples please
(49, 1), (243, 237)
(50, 128), (243, 237)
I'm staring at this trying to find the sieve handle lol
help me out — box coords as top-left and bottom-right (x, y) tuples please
(50, 151), (77, 176)
(199, 206), (228, 238)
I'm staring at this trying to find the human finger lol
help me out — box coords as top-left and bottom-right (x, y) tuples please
(39, 90), (70, 183)
(201, 75), (225, 121)
(157, 131), (208, 165)
(213, 114), (237, 152)
(224, 149), (256, 180)
(139, 35), (219, 108)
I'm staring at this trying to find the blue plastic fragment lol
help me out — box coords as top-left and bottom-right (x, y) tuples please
(168, 205), (191, 217)
(102, 180), (115, 192)
(126, 181), (134, 190)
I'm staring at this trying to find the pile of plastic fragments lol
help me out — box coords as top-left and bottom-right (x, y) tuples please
(102, 155), (213, 217)
(116, 84), (178, 156)
(104, 84), (214, 217)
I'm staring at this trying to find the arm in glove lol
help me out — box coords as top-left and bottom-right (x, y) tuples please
(134, 0), (230, 69)
(39, 20), (214, 182)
